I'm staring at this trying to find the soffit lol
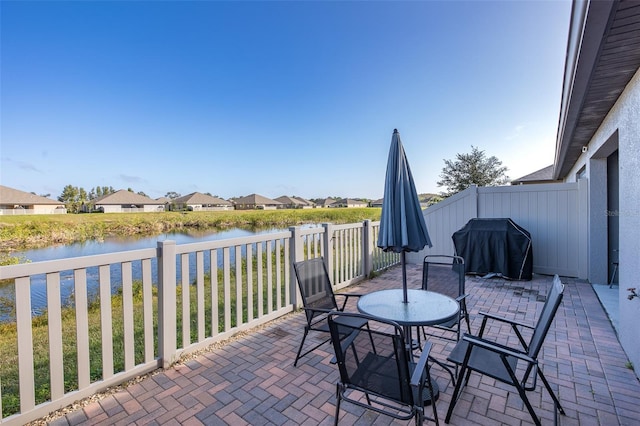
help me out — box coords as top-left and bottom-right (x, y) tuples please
(555, 0), (640, 179)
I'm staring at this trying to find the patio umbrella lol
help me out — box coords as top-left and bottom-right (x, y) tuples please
(377, 129), (432, 303)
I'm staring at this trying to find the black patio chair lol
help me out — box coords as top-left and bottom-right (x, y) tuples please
(292, 257), (368, 367)
(328, 311), (440, 425)
(420, 255), (470, 342)
(445, 275), (566, 426)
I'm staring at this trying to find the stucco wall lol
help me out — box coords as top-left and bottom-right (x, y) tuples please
(565, 68), (640, 376)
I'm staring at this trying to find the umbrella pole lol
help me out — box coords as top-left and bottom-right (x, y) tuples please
(402, 251), (408, 303)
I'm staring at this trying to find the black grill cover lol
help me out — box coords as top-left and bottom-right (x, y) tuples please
(452, 218), (533, 280)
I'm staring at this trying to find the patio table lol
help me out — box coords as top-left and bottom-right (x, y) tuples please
(357, 288), (460, 404)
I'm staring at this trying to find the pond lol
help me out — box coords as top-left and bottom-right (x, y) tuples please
(1, 226), (307, 320)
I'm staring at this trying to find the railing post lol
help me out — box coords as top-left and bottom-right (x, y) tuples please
(363, 220), (373, 278)
(289, 227), (305, 309)
(157, 240), (177, 369)
(322, 223), (334, 284)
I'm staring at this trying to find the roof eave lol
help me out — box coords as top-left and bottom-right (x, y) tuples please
(553, 0), (617, 180)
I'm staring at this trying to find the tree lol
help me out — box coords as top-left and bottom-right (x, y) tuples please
(165, 191), (181, 199)
(58, 185), (87, 213)
(437, 146), (509, 197)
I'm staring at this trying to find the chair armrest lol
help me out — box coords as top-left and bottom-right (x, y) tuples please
(334, 293), (364, 310)
(455, 294), (468, 303)
(462, 334), (535, 364)
(410, 342), (433, 388)
(479, 311), (534, 330)
(302, 306), (332, 314)
(337, 328), (361, 355)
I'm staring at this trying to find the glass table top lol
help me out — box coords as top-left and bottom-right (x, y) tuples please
(357, 289), (459, 326)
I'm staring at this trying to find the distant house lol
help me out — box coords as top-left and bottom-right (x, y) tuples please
(511, 165), (560, 185)
(275, 195), (313, 209)
(155, 196), (171, 205)
(233, 194), (282, 210)
(317, 198), (336, 208)
(92, 190), (164, 213)
(293, 196), (315, 208)
(171, 192), (232, 211)
(0, 185), (66, 215)
(329, 198), (369, 208)
(370, 198), (384, 208)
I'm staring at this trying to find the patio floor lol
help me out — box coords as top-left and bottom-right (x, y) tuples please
(43, 264), (640, 426)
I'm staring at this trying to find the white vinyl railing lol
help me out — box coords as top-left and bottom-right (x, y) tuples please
(0, 220), (399, 425)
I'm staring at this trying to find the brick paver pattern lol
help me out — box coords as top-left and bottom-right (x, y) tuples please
(47, 265), (640, 425)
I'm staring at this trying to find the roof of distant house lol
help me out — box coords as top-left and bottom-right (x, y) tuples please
(233, 193), (282, 205)
(0, 185), (64, 205)
(330, 198), (368, 206)
(275, 195), (307, 206)
(92, 189), (161, 205)
(293, 196), (314, 206)
(173, 192), (232, 205)
(511, 165), (558, 185)
(318, 198), (336, 206)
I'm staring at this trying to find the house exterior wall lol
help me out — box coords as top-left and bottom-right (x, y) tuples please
(100, 205), (123, 213)
(563, 67), (640, 377)
(0, 205), (65, 215)
(143, 205), (164, 212)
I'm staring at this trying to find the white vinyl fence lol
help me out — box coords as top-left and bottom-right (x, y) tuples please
(409, 181), (588, 278)
(0, 220), (399, 425)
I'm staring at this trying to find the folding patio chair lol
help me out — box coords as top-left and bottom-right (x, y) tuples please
(292, 257), (368, 367)
(328, 311), (440, 425)
(445, 275), (566, 426)
(420, 255), (470, 342)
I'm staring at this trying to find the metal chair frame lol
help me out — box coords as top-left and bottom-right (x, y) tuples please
(328, 311), (440, 425)
(445, 275), (566, 426)
(292, 257), (367, 366)
(420, 255), (470, 342)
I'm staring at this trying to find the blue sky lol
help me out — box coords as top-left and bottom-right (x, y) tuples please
(1, 1), (572, 201)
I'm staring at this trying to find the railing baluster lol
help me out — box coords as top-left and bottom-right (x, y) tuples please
(235, 246), (243, 328)
(257, 243), (264, 318)
(210, 249), (219, 335)
(141, 259), (154, 362)
(276, 239), (282, 310)
(196, 252), (205, 342)
(98, 266), (114, 380)
(267, 242), (273, 313)
(223, 247), (231, 331)
(246, 244), (253, 322)
(47, 272), (65, 399)
(74, 269), (90, 390)
(284, 238), (290, 307)
(16, 276), (35, 413)
(122, 261), (134, 371)
(181, 254), (190, 348)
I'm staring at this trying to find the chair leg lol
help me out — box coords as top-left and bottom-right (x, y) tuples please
(425, 367), (439, 426)
(334, 383), (342, 426)
(538, 369), (565, 415)
(513, 382), (541, 426)
(294, 328), (310, 367)
(445, 364), (468, 423)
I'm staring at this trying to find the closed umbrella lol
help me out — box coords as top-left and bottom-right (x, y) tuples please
(377, 129), (432, 303)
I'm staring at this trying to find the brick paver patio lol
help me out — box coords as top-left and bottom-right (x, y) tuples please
(44, 264), (640, 425)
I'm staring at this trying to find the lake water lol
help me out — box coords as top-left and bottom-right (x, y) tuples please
(1, 227), (301, 320)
